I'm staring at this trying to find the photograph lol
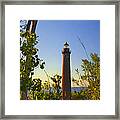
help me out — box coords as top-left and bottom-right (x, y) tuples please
(20, 20), (100, 100)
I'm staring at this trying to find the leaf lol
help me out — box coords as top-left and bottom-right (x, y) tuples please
(40, 64), (44, 69)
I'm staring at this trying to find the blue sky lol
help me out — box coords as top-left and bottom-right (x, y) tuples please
(33, 20), (100, 81)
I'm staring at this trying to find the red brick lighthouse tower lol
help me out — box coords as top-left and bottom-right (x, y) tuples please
(62, 42), (71, 100)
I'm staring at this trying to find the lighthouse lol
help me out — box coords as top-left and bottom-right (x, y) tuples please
(62, 42), (71, 100)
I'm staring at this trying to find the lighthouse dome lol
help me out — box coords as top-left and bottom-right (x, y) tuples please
(64, 42), (69, 48)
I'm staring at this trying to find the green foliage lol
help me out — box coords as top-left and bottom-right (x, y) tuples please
(20, 21), (40, 99)
(40, 61), (45, 69)
(51, 75), (62, 92)
(50, 74), (62, 100)
(26, 73), (62, 100)
(29, 78), (42, 99)
(73, 53), (100, 100)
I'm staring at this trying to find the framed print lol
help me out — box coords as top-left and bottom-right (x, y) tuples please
(0, 0), (119, 119)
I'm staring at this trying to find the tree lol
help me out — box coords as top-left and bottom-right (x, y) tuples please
(28, 78), (42, 99)
(73, 53), (100, 100)
(51, 74), (62, 94)
(20, 20), (40, 99)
